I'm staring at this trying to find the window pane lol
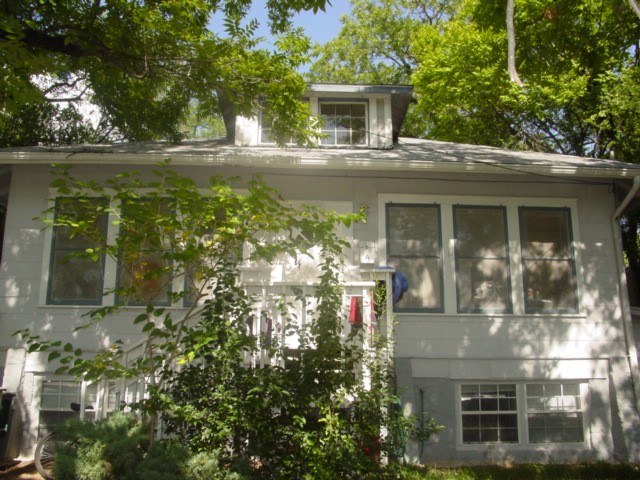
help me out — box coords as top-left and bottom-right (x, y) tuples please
(336, 131), (351, 144)
(319, 102), (367, 146)
(524, 260), (576, 311)
(388, 257), (441, 309)
(462, 427), (480, 443)
(457, 259), (509, 311)
(455, 207), (510, 313)
(388, 205), (440, 256)
(49, 255), (104, 303)
(350, 104), (366, 117)
(351, 117), (366, 131)
(455, 207), (507, 257)
(319, 103), (334, 116)
(461, 384), (519, 444)
(387, 204), (442, 311)
(351, 130), (366, 145)
(335, 104), (351, 116)
(118, 252), (171, 306)
(117, 198), (173, 306)
(48, 198), (108, 305)
(526, 382), (584, 443)
(320, 130), (336, 145)
(260, 128), (274, 144)
(520, 208), (577, 313)
(521, 209), (571, 258)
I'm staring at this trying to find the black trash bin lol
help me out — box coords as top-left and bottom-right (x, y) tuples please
(0, 391), (15, 459)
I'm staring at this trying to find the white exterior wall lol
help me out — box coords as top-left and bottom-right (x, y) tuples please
(1, 163), (639, 463)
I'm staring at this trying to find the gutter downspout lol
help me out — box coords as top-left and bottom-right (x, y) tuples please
(611, 175), (640, 417)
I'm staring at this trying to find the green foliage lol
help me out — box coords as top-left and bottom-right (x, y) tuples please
(412, 0), (640, 155)
(183, 451), (247, 480)
(0, 103), (100, 147)
(136, 442), (248, 480)
(311, 0), (640, 157)
(53, 413), (149, 480)
(159, 255), (411, 479)
(53, 415), (249, 480)
(0, 0), (326, 144)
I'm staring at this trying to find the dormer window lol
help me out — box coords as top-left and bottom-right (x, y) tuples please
(319, 101), (367, 146)
(239, 84), (413, 149)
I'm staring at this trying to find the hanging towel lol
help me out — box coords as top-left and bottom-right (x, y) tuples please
(349, 296), (363, 327)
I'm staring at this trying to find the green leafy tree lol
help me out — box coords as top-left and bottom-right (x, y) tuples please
(0, 103), (101, 147)
(1, 0), (328, 144)
(17, 163), (434, 477)
(179, 101), (227, 140)
(306, 0), (460, 138)
(411, 0), (640, 154)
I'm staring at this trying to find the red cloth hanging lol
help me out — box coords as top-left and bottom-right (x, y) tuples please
(349, 296), (363, 326)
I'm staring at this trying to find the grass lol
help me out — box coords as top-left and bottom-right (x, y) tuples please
(398, 462), (640, 480)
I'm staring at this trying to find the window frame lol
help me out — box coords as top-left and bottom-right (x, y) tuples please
(46, 197), (109, 306)
(525, 383), (585, 444)
(460, 383), (519, 444)
(457, 382), (587, 447)
(519, 206), (579, 314)
(37, 377), (99, 438)
(317, 99), (369, 147)
(453, 205), (513, 314)
(112, 196), (175, 307)
(385, 202), (445, 313)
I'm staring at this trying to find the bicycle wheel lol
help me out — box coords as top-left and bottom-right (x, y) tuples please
(34, 432), (56, 480)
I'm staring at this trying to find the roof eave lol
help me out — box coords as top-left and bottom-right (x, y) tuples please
(0, 150), (637, 180)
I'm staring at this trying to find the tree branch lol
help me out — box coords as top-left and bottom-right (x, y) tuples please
(629, 0), (640, 20)
(506, 0), (524, 86)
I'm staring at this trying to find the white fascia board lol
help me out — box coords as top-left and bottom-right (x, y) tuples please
(0, 149), (639, 180)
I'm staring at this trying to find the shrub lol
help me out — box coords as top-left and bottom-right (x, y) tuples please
(53, 413), (148, 480)
(53, 417), (249, 480)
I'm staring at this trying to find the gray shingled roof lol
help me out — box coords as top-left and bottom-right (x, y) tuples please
(1, 136), (639, 179)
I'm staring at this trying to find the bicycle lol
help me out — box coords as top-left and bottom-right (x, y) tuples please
(34, 402), (90, 480)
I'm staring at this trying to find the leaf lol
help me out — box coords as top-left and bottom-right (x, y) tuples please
(63, 343), (74, 352)
(48, 351), (61, 362)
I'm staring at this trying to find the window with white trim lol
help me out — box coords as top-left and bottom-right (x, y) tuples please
(526, 383), (584, 443)
(319, 102), (367, 146)
(383, 198), (580, 315)
(459, 382), (585, 445)
(38, 379), (97, 437)
(461, 384), (518, 443)
(47, 197), (108, 305)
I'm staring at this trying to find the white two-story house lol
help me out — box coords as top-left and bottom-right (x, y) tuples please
(1, 84), (640, 465)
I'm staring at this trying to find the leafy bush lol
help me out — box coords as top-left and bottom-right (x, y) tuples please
(53, 415), (248, 480)
(53, 413), (148, 480)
